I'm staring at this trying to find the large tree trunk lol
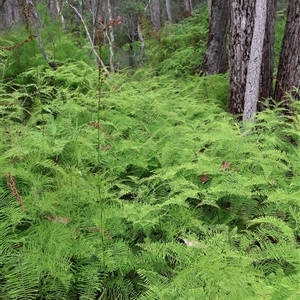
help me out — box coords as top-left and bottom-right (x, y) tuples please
(0, 0), (23, 30)
(258, 0), (277, 111)
(183, 0), (192, 12)
(228, 0), (255, 114)
(274, 0), (300, 105)
(243, 0), (267, 121)
(202, 0), (229, 74)
(229, 0), (276, 116)
(165, 0), (172, 22)
(150, 0), (161, 31)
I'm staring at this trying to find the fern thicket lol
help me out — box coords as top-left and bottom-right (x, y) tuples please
(0, 60), (299, 299)
(0, 6), (299, 298)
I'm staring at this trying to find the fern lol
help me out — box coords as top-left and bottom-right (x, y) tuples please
(1, 23), (299, 299)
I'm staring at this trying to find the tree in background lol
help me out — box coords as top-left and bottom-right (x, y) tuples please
(150, 0), (161, 31)
(184, 0), (192, 13)
(274, 0), (300, 106)
(121, 0), (146, 67)
(202, 0), (229, 74)
(165, 0), (172, 22)
(48, 0), (65, 27)
(0, 0), (204, 69)
(107, 0), (115, 72)
(0, 0), (23, 30)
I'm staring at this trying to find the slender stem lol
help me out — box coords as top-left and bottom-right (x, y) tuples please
(97, 27), (105, 263)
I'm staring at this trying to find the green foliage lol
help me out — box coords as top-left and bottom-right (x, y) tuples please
(0, 6), (299, 299)
(121, 0), (145, 15)
(0, 20), (92, 82)
(147, 9), (208, 76)
(0, 29), (46, 79)
(1, 58), (299, 299)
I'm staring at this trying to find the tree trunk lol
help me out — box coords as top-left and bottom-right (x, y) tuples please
(48, 0), (56, 18)
(274, 0), (300, 105)
(150, 0), (161, 31)
(107, 0), (115, 72)
(48, 0), (65, 27)
(184, 0), (192, 12)
(207, 0), (212, 17)
(243, 0), (267, 121)
(0, 0), (23, 30)
(258, 0), (277, 111)
(202, 0), (229, 74)
(137, 17), (146, 66)
(165, 0), (172, 22)
(228, 0), (255, 115)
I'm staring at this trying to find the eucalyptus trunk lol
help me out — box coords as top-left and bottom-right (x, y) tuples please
(0, 0), (23, 30)
(165, 0), (172, 22)
(137, 18), (146, 66)
(150, 0), (161, 31)
(184, 0), (192, 12)
(228, 0), (255, 115)
(107, 0), (115, 72)
(258, 0), (277, 111)
(243, 0), (267, 121)
(202, 0), (229, 74)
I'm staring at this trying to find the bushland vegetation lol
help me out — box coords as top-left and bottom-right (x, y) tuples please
(0, 5), (299, 300)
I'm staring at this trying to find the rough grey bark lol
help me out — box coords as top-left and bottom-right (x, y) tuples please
(243, 0), (267, 121)
(228, 0), (255, 115)
(184, 0), (192, 12)
(165, 0), (172, 22)
(258, 0), (277, 111)
(137, 17), (145, 66)
(48, 0), (57, 18)
(0, 0), (23, 30)
(107, 0), (115, 72)
(202, 0), (229, 74)
(150, 0), (161, 31)
(274, 0), (300, 104)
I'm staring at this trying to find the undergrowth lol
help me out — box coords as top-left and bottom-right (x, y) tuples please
(0, 62), (299, 299)
(0, 6), (299, 299)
